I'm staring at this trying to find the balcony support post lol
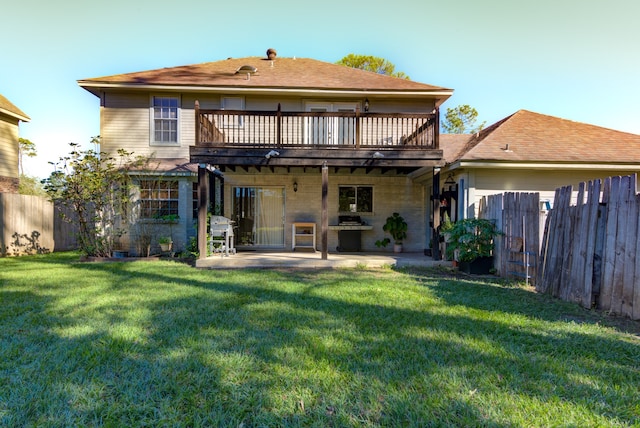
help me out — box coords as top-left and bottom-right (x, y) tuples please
(276, 103), (282, 148)
(321, 161), (328, 260)
(197, 164), (209, 259)
(434, 107), (440, 149)
(195, 100), (200, 145)
(355, 106), (361, 149)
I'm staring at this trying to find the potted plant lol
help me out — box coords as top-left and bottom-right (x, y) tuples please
(158, 236), (173, 252)
(439, 211), (455, 260)
(375, 237), (390, 249)
(440, 212), (454, 235)
(445, 218), (500, 274)
(156, 214), (178, 253)
(382, 212), (408, 253)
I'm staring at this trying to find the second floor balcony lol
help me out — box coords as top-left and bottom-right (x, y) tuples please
(195, 103), (439, 150)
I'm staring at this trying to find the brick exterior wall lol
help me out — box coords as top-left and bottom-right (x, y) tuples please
(0, 175), (18, 193)
(223, 170), (427, 252)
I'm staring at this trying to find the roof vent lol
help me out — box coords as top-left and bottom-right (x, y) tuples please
(236, 65), (258, 74)
(266, 48), (277, 60)
(235, 65), (258, 80)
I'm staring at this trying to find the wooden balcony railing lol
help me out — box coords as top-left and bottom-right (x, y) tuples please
(195, 102), (438, 150)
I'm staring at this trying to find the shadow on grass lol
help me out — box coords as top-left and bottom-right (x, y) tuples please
(1, 256), (639, 426)
(414, 266), (640, 337)
(93, 262), (640, 422)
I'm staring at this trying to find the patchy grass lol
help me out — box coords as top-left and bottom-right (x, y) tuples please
(0, 252), (638, 427)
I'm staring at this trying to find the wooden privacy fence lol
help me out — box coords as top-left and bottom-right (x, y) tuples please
(0, 193), (78, 255)
(537, 174), (640, 320)
(479, 192), (541, 284)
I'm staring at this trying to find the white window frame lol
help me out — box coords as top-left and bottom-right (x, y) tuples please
(220, 96), (245, 128)
(304, 101), (357, 145)
(150, 95), (181, 145)
(138, 179), (180, 219)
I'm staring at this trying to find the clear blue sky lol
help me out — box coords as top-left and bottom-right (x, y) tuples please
(3, 0), (639, 178)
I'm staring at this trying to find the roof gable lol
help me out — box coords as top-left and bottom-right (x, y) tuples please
(0, 93), (30, 122)
(448, 110), (640, 164)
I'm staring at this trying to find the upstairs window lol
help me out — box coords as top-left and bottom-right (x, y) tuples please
(339, 186), (373, 213)
(221, 96), (244, 128)
(151, 96), (179, 144)
(139, 179), (179, 219)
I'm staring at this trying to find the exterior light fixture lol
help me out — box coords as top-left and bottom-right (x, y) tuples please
(444, 173), (457, 191)
(364, 98), (370, 112)
(293, 182), (298, 192)
(444, 173), (456, 185)
(265, 150), (279, 159)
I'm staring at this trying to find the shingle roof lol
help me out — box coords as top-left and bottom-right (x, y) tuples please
(0, 93), (30, 122)
(446, 110), (640, 164)
(78, 55), (452, 97)
(129, 158), (198, 174)
(440, 134), (472, 163)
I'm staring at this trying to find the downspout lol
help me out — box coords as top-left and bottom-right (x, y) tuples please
(458, 178), (466, 220)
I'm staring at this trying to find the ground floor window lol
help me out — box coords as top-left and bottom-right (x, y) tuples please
(339, 185), (373, 213)
(138, 179), (179, 219)
(192, 182), (198, 221)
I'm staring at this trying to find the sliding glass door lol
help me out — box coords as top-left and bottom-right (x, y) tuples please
(232, 187), (284, 248)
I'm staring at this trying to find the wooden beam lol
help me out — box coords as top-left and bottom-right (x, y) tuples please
(321, 161), (328, 260)
(197, 165), (209, 260)
(432, 171), (441, 260)
(195, 100), (200, 146)
(190, 147), (444, 169)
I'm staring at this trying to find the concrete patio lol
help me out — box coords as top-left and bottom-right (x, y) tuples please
(195, 250), (451, 269)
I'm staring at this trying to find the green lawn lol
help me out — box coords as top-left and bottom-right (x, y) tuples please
(1, 252), (638, 427)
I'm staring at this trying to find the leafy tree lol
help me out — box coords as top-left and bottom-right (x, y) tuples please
(18, 138), (37, 176)
(43, 137), (149, 257)
(441, 104), (486, 134)
(336, 54), (409, 79)
(18, 174), (46, 196)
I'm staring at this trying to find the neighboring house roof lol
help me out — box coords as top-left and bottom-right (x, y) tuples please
(440, 134), (471, 164)
(445, 110), (640, 167)
(129, 158), (198, 175)
(0, 93), (30, 122)
(78, 52), (453, 104)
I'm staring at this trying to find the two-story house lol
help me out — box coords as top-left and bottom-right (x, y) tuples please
(78, 49), (453, 259)
(0, 93), (30, 193)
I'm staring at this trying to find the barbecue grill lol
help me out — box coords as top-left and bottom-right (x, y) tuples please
(209, 216), (236, 257)
(337, 215), (364, 252)
(338, 215), (363, 226)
